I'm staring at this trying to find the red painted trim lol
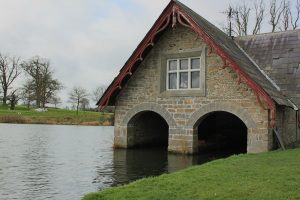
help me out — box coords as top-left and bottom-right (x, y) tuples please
(98, 2), (277, 127)
(97, 1), (175, 110)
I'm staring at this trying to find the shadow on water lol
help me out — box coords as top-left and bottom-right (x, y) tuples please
(95, 147), (242, 189)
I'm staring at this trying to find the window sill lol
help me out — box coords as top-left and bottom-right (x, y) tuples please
(159, 89), (205, 97)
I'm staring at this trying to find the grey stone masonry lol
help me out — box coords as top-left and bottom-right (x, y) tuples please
(114, 25), (274, 154)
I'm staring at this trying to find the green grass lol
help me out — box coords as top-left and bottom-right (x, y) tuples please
(0, 105), (114, 125)
(84, 149), (300, 200)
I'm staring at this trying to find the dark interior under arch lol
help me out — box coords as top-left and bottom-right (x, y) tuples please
(197, 111), (247, 155)
(127, 111), (169, 148)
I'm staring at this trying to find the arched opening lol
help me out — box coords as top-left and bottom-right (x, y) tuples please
(197, 111), (247, 155)
(127, 111), (169, 148)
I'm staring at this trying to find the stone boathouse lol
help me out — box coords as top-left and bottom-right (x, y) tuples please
(97, 0), (300, 154)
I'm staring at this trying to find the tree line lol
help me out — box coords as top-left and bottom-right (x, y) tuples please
(0, 53), (106, 112)
(67, 86), (106, 114)
(0, 54), (62, 110)
(222, 0), (300, 36)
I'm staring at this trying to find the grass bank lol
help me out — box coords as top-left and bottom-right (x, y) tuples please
(0, 105), (113, 126)
(84, 148), (300, 200)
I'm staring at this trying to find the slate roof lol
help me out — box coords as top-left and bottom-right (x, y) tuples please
(236, 30), (300, 106)
(98, 0), (294, 108)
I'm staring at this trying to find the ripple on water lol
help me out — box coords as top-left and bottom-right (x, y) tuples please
(0, 124), (232, 200)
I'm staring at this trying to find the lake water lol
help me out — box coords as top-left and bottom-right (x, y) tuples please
(0, 124), (233, 200)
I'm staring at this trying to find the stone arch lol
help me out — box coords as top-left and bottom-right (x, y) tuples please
(121, 102), (177, 128)
(187, 102), (256, 129)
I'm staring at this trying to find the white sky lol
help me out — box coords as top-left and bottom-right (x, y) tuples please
(0, 0), (297, 107)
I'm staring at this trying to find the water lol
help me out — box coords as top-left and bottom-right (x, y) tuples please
(0, 124), (234, 200)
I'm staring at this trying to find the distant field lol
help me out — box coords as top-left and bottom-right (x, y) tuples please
(0, 105), (114, 126)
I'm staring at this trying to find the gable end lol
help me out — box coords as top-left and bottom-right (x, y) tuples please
(98, 0), (292, 128)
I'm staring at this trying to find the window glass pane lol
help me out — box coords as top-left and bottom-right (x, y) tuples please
(180, 72), (188, 89)
(191, 71), (200, 88)
(191, 58), (200, 69)
(180, 59), (188, 70)
(169, 73), (177, 89)
(169, 60), (177, 71)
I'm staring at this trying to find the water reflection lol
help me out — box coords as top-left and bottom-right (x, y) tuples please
(106, 148), (239, 188)
(112, 148), (168, 186)
(167, 153), (197, 172)
(0, 124), (240, 200)
(0, 124), (115, 200)
(93, 148), (201, 190)
(21, 131), (53, 200)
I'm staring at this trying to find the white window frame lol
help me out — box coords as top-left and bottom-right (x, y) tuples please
(166, 57), (201, 90)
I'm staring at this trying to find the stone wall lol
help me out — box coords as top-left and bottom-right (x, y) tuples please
(276, 105), (300, 147)
(114, 25), (273, 154)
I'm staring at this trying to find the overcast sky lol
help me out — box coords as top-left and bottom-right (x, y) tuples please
(0, 0), (297, 107)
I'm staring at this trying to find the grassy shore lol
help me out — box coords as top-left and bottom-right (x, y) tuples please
(0, 105), (113, 126)
(84, 148), (300, 200)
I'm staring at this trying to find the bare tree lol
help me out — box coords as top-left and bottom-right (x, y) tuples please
(253, 0), (265, 34)
(232, 6), (243, 36)
(68, 86), (89, 115)
(290, 0), (300, 29)
(222, 0), (299, 35)
(92, 85), (106, 103)
(47, 95), (62, 108)
(222, 5), (234, 36)
(8, 89), (21, 110)
(223, 1), (261, 36)
(228, 3), (251, 36)
(21, 80), (34, 110)
(224, 5), (245, 36)
(269, 0), (284, 32)
(22, 56), (62, 108)
(80, 97), (90, 111)
(0, 53), (21, 105)
(280, 0), (290, 31)
(239, 2), (251, 36)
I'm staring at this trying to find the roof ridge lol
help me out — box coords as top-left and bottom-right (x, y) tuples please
(237, 29), (300, 38)
(173, 0), (230, 39)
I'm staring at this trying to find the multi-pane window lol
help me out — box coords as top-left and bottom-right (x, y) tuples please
(167, 57), (201, 90)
